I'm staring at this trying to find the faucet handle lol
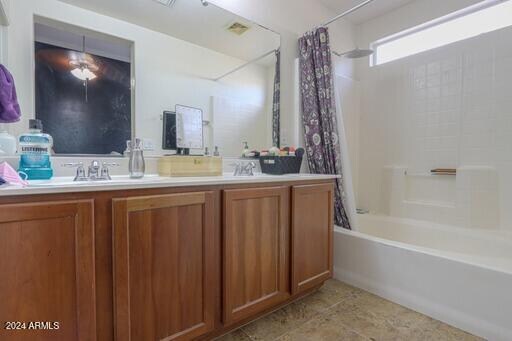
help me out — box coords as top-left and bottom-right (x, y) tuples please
(62, 162), (87, 181)
(244, 161), (257, 176)
(100, 162), (119, 181)
(62, 162), (83, 167)
(102, 162), (120, 167)
(231, 162), (242, 176)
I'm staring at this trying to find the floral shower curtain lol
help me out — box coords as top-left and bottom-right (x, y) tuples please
(272, 49), (281, 147)
(298, 27), (351, 229)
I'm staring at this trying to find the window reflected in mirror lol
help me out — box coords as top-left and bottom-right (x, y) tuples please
(34, 19), (133, 155)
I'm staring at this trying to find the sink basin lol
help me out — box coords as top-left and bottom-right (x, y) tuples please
(26, 173), (281, 188)
(27, 175), (165, 187)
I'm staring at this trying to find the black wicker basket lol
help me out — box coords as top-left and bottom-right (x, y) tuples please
(259, 155), (303, 175)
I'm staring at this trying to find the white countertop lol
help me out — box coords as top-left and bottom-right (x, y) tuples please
(0, 173), (339, 196)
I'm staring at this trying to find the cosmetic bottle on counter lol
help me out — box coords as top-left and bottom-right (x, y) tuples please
(18, 119), (53, 180)
(0, 125), (16, 155)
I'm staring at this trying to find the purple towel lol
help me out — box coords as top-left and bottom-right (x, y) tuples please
(0, 64), (21, 123)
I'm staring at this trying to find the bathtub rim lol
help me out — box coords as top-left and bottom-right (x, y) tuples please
(356, 213), (512, 242)
(334, 219), (512, 276)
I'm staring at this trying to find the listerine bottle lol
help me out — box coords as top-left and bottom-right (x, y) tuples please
(18, 119), (53, 180)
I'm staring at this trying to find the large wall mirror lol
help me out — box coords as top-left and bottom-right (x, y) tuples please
(23, 0), (281, 157)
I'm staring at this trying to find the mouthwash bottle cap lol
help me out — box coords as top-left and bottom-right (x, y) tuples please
(29, 119), (43, 130)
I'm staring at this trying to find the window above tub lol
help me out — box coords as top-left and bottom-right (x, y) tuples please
(370, 0), (512, 66)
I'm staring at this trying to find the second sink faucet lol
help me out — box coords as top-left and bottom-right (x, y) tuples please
(233, 161), (257, 176)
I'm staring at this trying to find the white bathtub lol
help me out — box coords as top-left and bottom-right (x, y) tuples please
(334, 214), (512, 341)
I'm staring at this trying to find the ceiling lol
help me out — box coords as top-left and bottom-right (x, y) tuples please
(318, 0), (415, 24)
(56, 0), (280, 64)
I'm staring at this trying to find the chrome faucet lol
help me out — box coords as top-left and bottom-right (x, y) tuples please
(63, 160), (119, 181)
(233, 161), (257, 176)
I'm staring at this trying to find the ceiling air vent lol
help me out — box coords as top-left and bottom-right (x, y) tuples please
(153, 0), (177, 7)
(227, 22), (250, 35)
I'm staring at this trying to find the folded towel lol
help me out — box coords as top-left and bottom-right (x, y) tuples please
(0, 64), (21, 123)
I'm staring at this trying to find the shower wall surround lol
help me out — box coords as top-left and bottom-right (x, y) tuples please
(356, 23), (512, 232)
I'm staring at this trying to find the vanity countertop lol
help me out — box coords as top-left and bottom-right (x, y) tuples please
(0, 173), (339, 196)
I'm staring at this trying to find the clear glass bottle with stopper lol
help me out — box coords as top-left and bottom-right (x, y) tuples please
(128, 138), (145, 178)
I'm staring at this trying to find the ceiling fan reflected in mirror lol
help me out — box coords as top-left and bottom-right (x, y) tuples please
(69, 57), (98, 81)
(69, 36), (98, 102)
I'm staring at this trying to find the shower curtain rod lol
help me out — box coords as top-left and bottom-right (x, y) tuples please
(314, 0), (375, 30)
(213, 49), (277, 81)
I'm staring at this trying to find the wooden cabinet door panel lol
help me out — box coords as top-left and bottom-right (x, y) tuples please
(223, 187), (290, 325)
(0, 200), (96, 341)
(113, 192), (216, 341)
(292, 183), (334, 294)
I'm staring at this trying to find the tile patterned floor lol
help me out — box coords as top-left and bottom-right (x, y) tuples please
(215, 280), (484, 341)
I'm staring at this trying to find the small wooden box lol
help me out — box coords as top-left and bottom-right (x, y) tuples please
(158, 156), (223, 177)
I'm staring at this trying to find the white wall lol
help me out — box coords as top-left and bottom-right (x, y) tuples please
(5, 0), (274, 156)
(335, 74), (361, 201)
(0, 0), (8, 64)
(354, 0), (512, 231)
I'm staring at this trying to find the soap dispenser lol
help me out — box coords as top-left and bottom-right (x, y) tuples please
(128, 138), (145, 178)
(242, 141), (249, 158)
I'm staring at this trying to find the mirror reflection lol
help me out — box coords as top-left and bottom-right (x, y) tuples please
(29, 0), (281, 157)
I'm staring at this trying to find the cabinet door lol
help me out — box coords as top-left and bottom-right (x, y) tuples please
(113, 192), (216, 341)
(0, 200), (96, 341)
(291, 183), (334, 294)
(223, 187), (290, 325)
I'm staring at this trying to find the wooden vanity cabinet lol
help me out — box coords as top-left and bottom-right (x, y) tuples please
(222, 186), (290, 325)
(291, 183), (334, 294)
(112, 192), (217, 341)
(0, 180), (334, 340)
(0, 200), (96, 341)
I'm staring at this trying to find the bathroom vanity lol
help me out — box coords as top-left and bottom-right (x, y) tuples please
(0, 174), (335, 340)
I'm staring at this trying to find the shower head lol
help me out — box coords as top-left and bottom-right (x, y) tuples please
(201, 0), (209, 6)
(335, 48), (374, 59)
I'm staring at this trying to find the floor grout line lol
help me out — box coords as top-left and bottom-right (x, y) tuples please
(264, 291), (359, 340)
(221, 280), (483, 341)
(269, 302), (373, 341)
(239, 328), (255, 341)
(274, 292), (362, 340)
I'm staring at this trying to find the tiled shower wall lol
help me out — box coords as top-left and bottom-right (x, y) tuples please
(357, 25), (512, 231)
